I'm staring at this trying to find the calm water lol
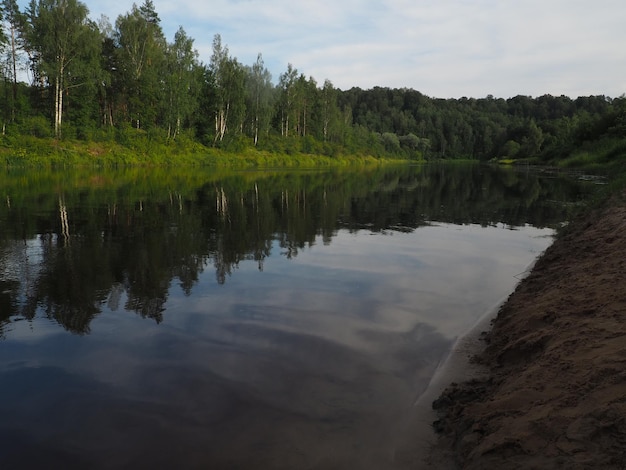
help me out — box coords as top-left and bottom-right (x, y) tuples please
(0, 164), (594, 469)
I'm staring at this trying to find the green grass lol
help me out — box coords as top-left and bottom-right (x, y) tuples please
(0, 134), (406, 169)
(554, 137), (626, 172)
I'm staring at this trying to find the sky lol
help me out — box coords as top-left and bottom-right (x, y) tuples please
(20, 0), (626, 99)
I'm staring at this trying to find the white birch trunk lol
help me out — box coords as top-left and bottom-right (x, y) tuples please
(54, 70), (63, 138)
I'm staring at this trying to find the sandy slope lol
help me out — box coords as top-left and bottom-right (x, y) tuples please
(431, 191), (626, 469)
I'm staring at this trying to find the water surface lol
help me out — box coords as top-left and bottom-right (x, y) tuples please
(0, 164), (594, 468)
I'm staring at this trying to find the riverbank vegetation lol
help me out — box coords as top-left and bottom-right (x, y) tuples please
(0, 0), (625, 169)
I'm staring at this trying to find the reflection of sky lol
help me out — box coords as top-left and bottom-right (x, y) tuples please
(0, 222), (555, 468)
(162, 223), (553, 341)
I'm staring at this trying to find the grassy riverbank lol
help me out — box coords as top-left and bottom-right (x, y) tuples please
(0, 132), (411, 168)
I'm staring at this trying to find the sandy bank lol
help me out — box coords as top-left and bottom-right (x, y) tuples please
(430, 190), (626, 469)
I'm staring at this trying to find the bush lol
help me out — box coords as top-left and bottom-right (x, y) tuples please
(19, 116), (53, 138)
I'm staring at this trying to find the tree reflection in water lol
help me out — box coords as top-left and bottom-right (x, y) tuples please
(0, 164), (593, 336)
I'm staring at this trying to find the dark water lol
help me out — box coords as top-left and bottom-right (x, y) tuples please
(0, 164), (595, 469)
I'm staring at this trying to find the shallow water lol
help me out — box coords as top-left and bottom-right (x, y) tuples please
(0, 164), (594, 468)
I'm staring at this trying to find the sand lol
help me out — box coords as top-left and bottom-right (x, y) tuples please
(430, 190), (626, 469)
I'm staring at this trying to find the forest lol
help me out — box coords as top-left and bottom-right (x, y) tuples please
(1, 0), (625, 166)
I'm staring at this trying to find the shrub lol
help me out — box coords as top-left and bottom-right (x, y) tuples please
(19, 116), (53, 138)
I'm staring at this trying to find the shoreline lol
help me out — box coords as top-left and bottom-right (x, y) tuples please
(427, 190), (626, 469)
(392, 258), (544, 469)
(393, 288), (531, 468)
(392, 303), (496, 468)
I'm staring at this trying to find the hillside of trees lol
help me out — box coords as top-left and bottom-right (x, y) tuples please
(1, 0), (625, 165)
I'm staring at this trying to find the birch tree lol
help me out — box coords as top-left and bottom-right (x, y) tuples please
(98, 16), (116, 126)
(210, 34), (228, 142)
(25, 0), (100, 137)
(114, 0), (166, 129)
(245, 53), (273, 146)
(278, 63), (298, 137)
(163, 27), (198, 139)
(210, 34), (245, 144)
(1, 0), (26, 121)
(293, 74), (317, 137)
(320, 79), (341, 142)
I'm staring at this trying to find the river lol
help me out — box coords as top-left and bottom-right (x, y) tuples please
(0, 163), (596, 469)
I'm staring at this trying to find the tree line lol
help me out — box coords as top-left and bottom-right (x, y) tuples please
(1, 0), (625, 162)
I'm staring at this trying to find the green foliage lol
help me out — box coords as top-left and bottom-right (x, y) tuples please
(19, 115), (53, 137)
(0, 1), (623, 168)
(381, 132), (400, 152)
(113, 0), (167, 129)
(556, 136), (626, 170)
(501, 140), (521, 158)
(25, 0), (101, 137)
